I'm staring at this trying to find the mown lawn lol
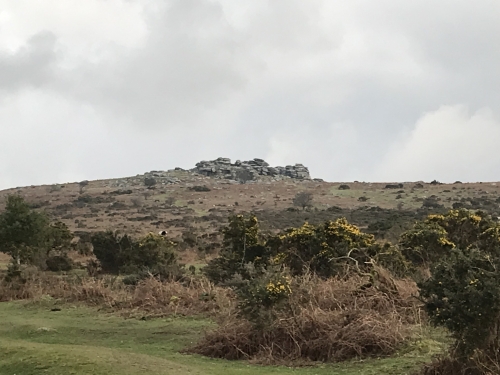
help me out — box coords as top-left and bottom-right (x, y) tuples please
(0, 301), (448, 375)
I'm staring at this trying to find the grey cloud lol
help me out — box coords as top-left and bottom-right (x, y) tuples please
(2, 1), (500, 188)
(63, 0), (249, 129)
(0, 31), (58, 92)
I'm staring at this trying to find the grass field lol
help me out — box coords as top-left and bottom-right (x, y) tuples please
(0, 301), (448, 375)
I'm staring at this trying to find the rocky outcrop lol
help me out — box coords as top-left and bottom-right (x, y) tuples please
(192, 157), (311, 181)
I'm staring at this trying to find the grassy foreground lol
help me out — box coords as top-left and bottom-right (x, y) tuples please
(0, 301), (447, 375)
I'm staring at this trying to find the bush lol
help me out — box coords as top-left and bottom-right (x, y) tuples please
(91, 231), (183, 280)
(292, 192), (313, 210)
(271, 219), (375, 278)
(400, 209), (496, 266)
(204, 215), (266, 284)
(144, 177), (157, 188)
(46, 255), (73, 272)
(189, 185), (211, 192)
(420, 247), (500, 357)
(91, 231), (133, 274)
(190, 271), (418, 364)
(205, 215), (400, 284)
(231, 266), (291, 327)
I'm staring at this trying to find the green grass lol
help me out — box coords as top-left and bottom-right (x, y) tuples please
(0, 301), (448, 375)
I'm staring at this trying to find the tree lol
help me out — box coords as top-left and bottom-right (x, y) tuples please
(292, 192), (313, 211)
(79, 180), (89, 194)
(0, 195), (73, 269)
(0, 195), (50, 265)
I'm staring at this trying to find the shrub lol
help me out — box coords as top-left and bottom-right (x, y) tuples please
(292, 192), (313, 210)
(46, 255), (73, 272)
(91, 231), (133, 274)
(414, 210), (500, 373)
(400, 209), (496, 266)
(205, 215), (399, 283)
(231, 266), (291, 327)
(144, 177), (157, 188)
(91, 231), (183, 280)
(190, 271), (418, 364)
(272, 218), (374, 278)
(420, 248), (500, 359)
(78, 180), (89, 194)
(189, 185), (211, 192)
(203, 215), (265, 284)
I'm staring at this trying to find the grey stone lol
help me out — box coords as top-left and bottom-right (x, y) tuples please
(189, 157), (311, 181)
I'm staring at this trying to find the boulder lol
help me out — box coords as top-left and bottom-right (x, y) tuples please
(189, 157), (311, 181)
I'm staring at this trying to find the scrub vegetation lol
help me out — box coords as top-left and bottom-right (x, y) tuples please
(2, 176), (500, 374)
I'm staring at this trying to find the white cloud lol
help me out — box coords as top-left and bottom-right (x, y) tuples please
(1, 1), (500, 188)
(373, 105), (500, 182)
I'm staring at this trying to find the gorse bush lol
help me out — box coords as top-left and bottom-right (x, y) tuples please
(420, 248), (500, 357)
(230, 265), (292, 327)
(46, 255), (73, 272)
(91, 231), (134, 274)
(414, 209), (500, 373)
(205, 215), (409, 285)
(91, 231), (183, 280)
(271, 218), (375, 278)
(203, 215), (267, 284)
(400, 209), (494, 266)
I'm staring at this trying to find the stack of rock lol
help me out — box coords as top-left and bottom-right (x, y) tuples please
(191, 157), (311, 181)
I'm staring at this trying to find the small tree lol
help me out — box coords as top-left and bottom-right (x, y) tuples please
(293, 192), (313, 211)
(0, 195), (50, 265)
(79, 180), (89, 194)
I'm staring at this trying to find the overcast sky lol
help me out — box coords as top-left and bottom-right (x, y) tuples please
(1, 0), (499, 189)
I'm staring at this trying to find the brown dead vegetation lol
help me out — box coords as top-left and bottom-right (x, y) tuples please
(0, 264), (427, 366)
(190, 269), (422, 364)
(0, 268), (232, 317)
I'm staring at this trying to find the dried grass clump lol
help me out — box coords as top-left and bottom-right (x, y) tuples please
(126, 277), (232, 317)
(0, 268), (231, 317)
(0, 269), (126, 307)
(191, 268), (422, 364)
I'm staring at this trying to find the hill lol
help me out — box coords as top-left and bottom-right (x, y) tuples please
(1, 157), (499, 258)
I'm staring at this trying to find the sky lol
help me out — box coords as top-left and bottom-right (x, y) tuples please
(1, 0), (500, 189)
